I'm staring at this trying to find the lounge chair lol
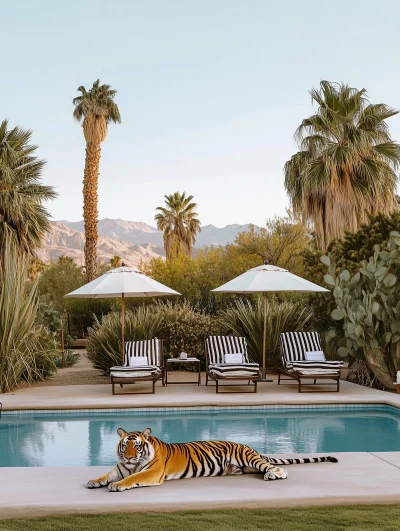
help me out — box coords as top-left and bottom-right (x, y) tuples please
(205, 336), (260, 393)
(278, 331), (343, 393)
(110, 338), (164, 395)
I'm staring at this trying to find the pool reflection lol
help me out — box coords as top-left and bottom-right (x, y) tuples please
(1, 408), (400, 467)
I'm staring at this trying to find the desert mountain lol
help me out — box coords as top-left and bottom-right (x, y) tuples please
(37, 222), (165, 267)
(38, 219), (254, 266)
(59, 218), (253, 248)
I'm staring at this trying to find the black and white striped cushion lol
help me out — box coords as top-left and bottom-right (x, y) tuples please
(110, 365), (161, 373)
(206, 336), (249, 365)
(280, 332), (322, 366)
(280, 332), (343, 372)
(124, 339), (161, 367)
(209, 363), (259, 377)
(291, 361), (343, 372)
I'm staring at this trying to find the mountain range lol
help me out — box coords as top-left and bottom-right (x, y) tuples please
(37, 219), (254, 267)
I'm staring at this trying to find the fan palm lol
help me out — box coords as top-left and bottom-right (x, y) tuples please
(284, 81), (400, 250)
(155, 192), (201, 259)
(0, 119), (56, 254)
(73, 80), (121, 281)
(110, 255), (122, 268)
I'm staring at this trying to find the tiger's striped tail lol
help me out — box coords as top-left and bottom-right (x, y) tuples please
(262, 455), (338, 465)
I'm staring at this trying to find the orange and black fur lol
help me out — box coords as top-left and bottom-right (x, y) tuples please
(87, 428), (338, 492)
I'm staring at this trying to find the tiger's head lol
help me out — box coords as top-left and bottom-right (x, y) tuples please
(116, 427), (152, 470)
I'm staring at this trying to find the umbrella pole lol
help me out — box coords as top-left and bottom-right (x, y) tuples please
(259, 292), (273, 382)
(121, 293), (125, 364)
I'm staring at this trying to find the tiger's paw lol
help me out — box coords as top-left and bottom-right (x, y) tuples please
(264, 467), (288, 481)
(108, 481), (129, 492)
(87, 479), (108, 488)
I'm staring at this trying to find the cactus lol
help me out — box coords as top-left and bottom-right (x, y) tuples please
(322, 231), (400, 389)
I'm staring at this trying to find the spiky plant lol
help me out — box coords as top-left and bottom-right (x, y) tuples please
(285, 81), (400, 250)
(73, 80), (121, 281)
(0, 119), (56, 254)
(0, 240), (57, 392)
(87, 306), (163, 374)
(155, 192), (201, 260)
(221, 298), (313, 367)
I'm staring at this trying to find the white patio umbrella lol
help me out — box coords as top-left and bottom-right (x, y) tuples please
(65, 266), (180, 363)
(211, 261), (328, 381)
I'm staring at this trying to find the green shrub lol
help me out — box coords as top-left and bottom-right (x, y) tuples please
(0, 242), (58, 392)
(87, 306), (163, 375)
(55, 351), (80, 368)
(87, 301), (224, 374)
(221, 298), (313, 367)
(37, 298), (62, 331)
(155, 301), (224, 367)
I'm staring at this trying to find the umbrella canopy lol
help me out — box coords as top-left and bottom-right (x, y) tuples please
(65, 266), (180, 362)
(211, 264), (329, 294)
(211, 263), (328, 380)
(64, 266), (181, 299)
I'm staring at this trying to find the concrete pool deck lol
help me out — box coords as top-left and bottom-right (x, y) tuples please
(2, 375), (400, 517)
(2, 374), (400, 411)
(1, 452), (400, 519)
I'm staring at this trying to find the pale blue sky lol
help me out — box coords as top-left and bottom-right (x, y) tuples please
(2, 0), (400, 227)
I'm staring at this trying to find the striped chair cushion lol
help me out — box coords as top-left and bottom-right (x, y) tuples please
(291, 361), (343, 373)
(209, 363), (259, 378)
(110, 365), (161, 373)
(110, 366), (162, 378)
(206, 336), (249, 365)
(280, 332), (322, 365)
(280, 332), (343, 372)
(124, 339), (161, 367)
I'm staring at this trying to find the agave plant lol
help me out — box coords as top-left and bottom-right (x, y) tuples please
(221, 298), (313, 367)
(323, 231), (400, 389)
(86, 306), (164, 375)
(0, 240), (57, 393)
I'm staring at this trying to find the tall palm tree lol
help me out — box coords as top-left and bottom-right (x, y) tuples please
(72, 80), (121, 282)
(0, 119), (56, 255)
(28, 257), (46, 281)
(155, 192), (201, 260)
(110, 255), (122, 268)
(284, 81), (400, 250)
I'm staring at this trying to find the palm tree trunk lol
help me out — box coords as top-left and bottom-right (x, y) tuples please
(83, 142), (101, 282)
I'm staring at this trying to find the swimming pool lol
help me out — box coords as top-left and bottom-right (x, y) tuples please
(1, 405), (399, 467)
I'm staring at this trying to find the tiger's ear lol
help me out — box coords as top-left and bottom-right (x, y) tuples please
(141, 428), (152, 440)
(117, 428), (128, 438)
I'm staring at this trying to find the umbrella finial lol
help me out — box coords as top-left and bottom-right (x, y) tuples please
(121, 262), (126, 267)
(264, 259), (269, 265)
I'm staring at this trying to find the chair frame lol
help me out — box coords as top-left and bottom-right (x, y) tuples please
(277, 332), (341, 393)
(277, 368), (340, 393)
(111, 340), (165, 395)
(205, 338), (259, 394)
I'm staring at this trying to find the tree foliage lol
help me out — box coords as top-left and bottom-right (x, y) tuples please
(285, 81), (400, 250)
(155, 191), (201, 260)
(233, 213), (310, 276)
(72, 80), (121, 143)
(37, 256), (111, 336)
(0, 119), (56, 254)
(143, 214), (310, 307)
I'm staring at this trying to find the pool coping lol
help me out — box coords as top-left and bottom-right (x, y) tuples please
(1, 452), (400, 519)
(2, 377), (400, 413)
(2, 402), (400, 416)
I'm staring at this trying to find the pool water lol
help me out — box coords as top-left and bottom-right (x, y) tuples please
(1, 405), (400, 467)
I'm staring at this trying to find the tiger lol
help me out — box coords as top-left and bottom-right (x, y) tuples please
(87, 427), (338, 492)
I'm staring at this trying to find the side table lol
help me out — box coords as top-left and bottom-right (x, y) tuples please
(165, 357), (201, 386)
